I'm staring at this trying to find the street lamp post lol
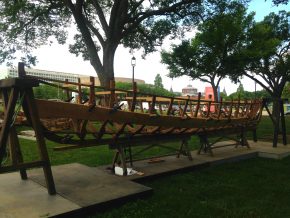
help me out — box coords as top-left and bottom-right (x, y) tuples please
(131, 56), (136, 86)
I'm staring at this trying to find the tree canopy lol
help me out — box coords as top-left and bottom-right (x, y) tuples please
(282, 82), (290, 100)
(231, 11), (290, 99)
(272, 0), (289, 5)
(161, 0), (253, 101)
(116, 82), (175, 97)
(0, 0), (203, 87)
(227, 85), (271, 100)
(33, 84), (67, 100)
(154, 73), (164, 89)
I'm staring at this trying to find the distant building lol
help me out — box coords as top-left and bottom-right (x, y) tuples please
(1, 68), (79, 82)
(204, 86), (220, 100)
(204, 87), (214, 100)
(181, 85), (198, 97)
(0, 68), (145, 85)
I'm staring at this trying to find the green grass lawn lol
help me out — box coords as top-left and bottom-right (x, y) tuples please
(3, 116), (290, 217)
(87, 116), (290, 218)
(92, 157), (290, 218)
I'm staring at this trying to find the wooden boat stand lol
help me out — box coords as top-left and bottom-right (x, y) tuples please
(0, 77), (56, 195)
(110, 134), (193, 175)
(197, 126), (251, 156)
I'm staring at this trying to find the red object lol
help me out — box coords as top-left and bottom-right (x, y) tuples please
(205, 87), (214, 100)
(204, 87), (215, 112)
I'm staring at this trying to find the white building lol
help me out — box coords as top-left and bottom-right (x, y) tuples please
(0, 68), (145, 85)
(181, 85), (198, 97)
(1, 68), (79, 82)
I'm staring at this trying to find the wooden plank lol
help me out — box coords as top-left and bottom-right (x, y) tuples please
(0, 88), (19, 164)
(0, 78), (39, 88)
(166, 98), (174, 115)
(0, 160), (45, 173)
(2, 90), (27, 179)
(54, 133), (192, 151)
(35, 99), (254, 129)
(194, 93), (201, 117)
(95, 90), (127, 95)
(89, 76), (95, 105)
(24, 89), (56, 195)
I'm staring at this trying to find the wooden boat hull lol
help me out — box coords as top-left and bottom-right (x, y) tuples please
(36, 99), (257, 130)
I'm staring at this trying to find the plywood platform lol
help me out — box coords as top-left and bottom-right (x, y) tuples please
(0, 163), (152, 218)
(1, 141), (290, 218)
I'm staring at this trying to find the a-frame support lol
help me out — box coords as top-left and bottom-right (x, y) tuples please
(197, 126), (250, 156)
(0, 74), (56, 194)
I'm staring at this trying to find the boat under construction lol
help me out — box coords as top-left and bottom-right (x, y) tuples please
(0, 63), (263, 194)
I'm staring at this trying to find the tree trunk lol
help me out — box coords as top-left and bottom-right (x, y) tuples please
(271, 86), (283, 123)
(211, 83), (219, 102)
(88, 43), (117, 88)
(272, 97), (281, 147)
(270, 85), (284, 147)
(101, 47), (116, 88)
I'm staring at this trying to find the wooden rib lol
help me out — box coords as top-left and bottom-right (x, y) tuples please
(95, 120), (109, 140)
(140, 101), (144, 113)
(194, 93), (201, 117)
(178, 101), (183, 116)
(146, 126), (162, 134)
(166, 98), (174, 115)
(129, 124), (146, 135)
(228, 99), (234, 120)
(89, 76), (95, 105)
(160, 127), (176, 134)
(181, 97), (189, 117)
(189, 102), (194, 117)
(111, 123), (127, 144)
(77, 120), (88, 139)
(245, 99), (251, 115)
(217, 98), (223, 119)
(206, 101), (212, 117)
(149, 95), (156, 114)
(158, 103), (163, 115)
(234, 96), (241, 118)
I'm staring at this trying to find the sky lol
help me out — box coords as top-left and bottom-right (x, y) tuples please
(0, 0), (289, 94)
